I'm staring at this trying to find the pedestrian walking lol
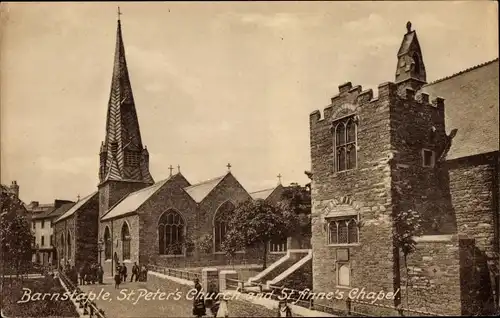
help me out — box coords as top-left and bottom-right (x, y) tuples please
(114, 266), (121, 289)
(216, 295), (229, 318)
(79, 265), (85, 285)
(131, 262), (139, 282)
(121, 263), (128, 282)
(97, 265), (104, 284)
(192, 279), (206, 318)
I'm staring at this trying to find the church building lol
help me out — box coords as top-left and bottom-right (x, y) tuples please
(309, 21), (498, 316)
(55, 15), (297, 276)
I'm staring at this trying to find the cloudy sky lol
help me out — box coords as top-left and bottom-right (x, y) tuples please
(1, 1), (498, 204)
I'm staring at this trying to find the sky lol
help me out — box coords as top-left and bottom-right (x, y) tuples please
(0, 1), (498, 204)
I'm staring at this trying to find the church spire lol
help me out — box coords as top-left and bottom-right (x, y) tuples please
(395, 21), (427, 91)
(99, 11), (154, 185)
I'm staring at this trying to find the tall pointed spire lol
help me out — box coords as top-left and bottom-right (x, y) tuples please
(99, 10), (154, 185)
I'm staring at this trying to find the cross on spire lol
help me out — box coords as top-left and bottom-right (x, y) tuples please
(117, 6), (122, 21)
(168, 165), (174, 176)
(277, 173), (282, 185)
(226, 163), (232, 171)
(77, 194), (81, 202)
(177, 165), (181, 173)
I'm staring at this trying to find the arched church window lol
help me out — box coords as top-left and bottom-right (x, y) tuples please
(104, 226), (112, 260)
(213, 201), (236, 253)
(334, 117), (357, 172)
(158, 210), (185, 255)
(67, 231), (71, 259)
(121, 223), (131, 260)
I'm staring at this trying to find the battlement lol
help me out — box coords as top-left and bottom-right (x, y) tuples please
(310, 80), (445, 123)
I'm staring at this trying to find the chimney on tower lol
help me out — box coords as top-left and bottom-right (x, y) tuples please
(9, 181), (19, 198)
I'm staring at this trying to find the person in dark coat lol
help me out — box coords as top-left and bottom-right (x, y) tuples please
(121, 263), (128, 282)
(277, 299), (292, 317)
(131, 262), (139, 282)
(114, 266), (121, 289)
(192, 279), (206, 318)
(79, 265), (85, 285)
(97, 265), (104, 284)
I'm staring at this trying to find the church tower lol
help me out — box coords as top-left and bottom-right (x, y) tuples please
(395, 21), (427, 92)
(98, 13), (154, 219)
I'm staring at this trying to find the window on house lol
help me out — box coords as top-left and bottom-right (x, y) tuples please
(50, 235), (53, 247)
(213, 201), (236, 253)
(334, 117), (357, 172)
(328, 218), (359, 245)
(121, 223), (131, 260)
(422, 149), (435, 167)
(158, 210), (185, 255)
(337, 263), (351, 287)
(41, 220), (45, 228)
(270, 237), (287, 253)
(104, 226), (112, 260)
(41, 236), (45, 247)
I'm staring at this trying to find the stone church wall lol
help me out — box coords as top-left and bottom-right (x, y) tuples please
(310, 82), (398, 309)
(75, 195), (99, 267)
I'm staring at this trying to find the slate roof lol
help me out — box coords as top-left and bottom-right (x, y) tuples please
(55, 192), (98, 223)
(421, 58), (499, 160)
(183, 174), (226, 203)
(397, 31), (416, 57)
(101, 177), (171, 221)
(249, 186), (278, 200)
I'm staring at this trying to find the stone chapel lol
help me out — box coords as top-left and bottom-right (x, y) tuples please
(309, 22), (499, 316)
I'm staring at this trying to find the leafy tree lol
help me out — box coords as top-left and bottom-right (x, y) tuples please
(195, 234), (214, 255)
(277, 183), (312, 239)
(1, 186), (33, 279)
(223, 199), (287, 270)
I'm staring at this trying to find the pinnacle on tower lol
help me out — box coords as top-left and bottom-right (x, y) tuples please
(395, 21), (427, 89)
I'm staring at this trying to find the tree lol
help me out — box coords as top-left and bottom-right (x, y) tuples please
(223, 199), (287, 270)
(1, 186), (33, 279)
(394, 209), (423, 308)
(277, 183), (312, 239)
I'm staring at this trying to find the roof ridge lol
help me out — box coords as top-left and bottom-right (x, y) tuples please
(184, 174), (226, 189)
(426, 58), (499, 86)
(249, 186), (277, 194)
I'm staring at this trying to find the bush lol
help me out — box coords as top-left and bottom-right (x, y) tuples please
(1, 276), (79, 317)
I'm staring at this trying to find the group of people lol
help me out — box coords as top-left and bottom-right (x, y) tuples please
(114, 262), (147, 289)
(191, 278), (292, 318)
(79, 262), (104, 285)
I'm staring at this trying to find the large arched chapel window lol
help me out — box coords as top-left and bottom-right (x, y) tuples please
(334, 117), (357, 172)
(104, 226), (112, 260)
(158, 210), (185, 255)
(67, 231), (71, 259)
(121, 223), (131, 260)
(214, 201), (235, 253)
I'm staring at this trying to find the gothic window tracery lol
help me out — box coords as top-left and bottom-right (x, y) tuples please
(158, 210), (185, 255)
(328, 218), (359, 245)
(125, 150), (141, 167)
(334, 116), (357, 172)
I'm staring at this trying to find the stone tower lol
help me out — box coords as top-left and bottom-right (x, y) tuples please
(98, 15), (154, 221)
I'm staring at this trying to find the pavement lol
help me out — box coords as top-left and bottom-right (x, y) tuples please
(78, 277), (278, 317)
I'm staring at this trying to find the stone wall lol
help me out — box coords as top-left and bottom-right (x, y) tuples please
(310, 82), (398, 309)
(279, 258), (312, 291)
(399, 235), (462, 316)
(447, 152), (499, 313)
(101, 214), (139, 276)
(75, 194), (99, 267)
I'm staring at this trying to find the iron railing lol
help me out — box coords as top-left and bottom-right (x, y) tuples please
(148, 265), (200, 281)
(58, 270), (106, 318)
